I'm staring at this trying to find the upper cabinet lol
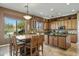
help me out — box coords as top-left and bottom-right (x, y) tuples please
(29, 17), (44, 32)
(64, 20), (68, 29)
(44, 20), (49, 30)
(50, 14), (77, 30)
(71, 19), (77, 30)
(67, 20), (72, 29)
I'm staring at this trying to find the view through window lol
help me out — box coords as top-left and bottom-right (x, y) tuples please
(4, 17), (25, 39)
(36, 21), (43, 31)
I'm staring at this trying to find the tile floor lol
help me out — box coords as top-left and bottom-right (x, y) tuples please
(43, 43), (78, 56)
(0, 43), (79, 56)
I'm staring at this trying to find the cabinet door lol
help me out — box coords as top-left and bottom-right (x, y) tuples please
(71, 19), (77, 29)
(44, 22), (49, 30)
(73, 19), (77, 29)
(71, 35), (77, 43)
(67, 20), (72, 29)
(49, 36), (54, 45)
(50, 22), (55, 29)
(56, 21), (59, 29)
(53, 22), (55, 29)
(58, 21), (60, 28)
(71, 20), (74, 29)
(64, 20), (68, 29)
(54, 21), (57, 29)
(58, 37), (66, 49)
(53, 36), (58, 46)
(62, 20), (64, 26)
(44, 35), (49, 44)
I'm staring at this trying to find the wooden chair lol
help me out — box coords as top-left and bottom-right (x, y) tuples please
(24, 36), (38, 56)
(9, 38), (13, 56)
(11, 35), (25, 56)
(37, 35), (44, 55)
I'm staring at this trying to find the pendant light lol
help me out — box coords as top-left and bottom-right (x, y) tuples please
(23, 3), (32, 20)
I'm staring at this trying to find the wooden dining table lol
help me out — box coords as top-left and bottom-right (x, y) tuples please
(16, 35), (31, 44)
(15, 34), (37, 56)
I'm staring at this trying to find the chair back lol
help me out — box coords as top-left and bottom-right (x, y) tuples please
(38, 35), (44, 47)
(12, 35), (17, 48)
(31, 36), (38, 48)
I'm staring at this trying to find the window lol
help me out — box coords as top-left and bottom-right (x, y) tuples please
(4, 17), (25, 39)
(36, 21), (44, 31)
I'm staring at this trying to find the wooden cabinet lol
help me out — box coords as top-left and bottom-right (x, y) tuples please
(58, 36), (71, 49)
(58, 37), (66, 49)
(64, 20), (68, 29)
(58, 21), (60, 28)
(67, 20), (72, 29)
(50, 19), (77, 30)
(50, 22), (55, 29)
(71, 19), (77, 29)
(44, 35), (49, 44)
(70, 35), (77, 43)
(48, 35), (71, 49)
(49, 36), (53, 45)
(61, 20), (64, 26)
(49, 36), (58, 46)
(71, 20), (74, 29)
(55, 21), (58, 29)
(53, 36), (58, 46)
(65, 19), (77, 30)
(44, 22), (49, 30)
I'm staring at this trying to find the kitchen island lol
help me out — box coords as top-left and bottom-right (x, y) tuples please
(45, 34), (71, 49)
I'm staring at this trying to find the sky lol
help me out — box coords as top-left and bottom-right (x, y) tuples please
(5, 17), (20, 25)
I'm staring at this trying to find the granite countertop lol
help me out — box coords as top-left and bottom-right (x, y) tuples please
(67, 33), (77, 35)
(49, 34), (67, 37)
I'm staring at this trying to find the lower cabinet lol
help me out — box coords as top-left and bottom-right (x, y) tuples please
(44, 35), (49, 44)
(53, 36), (58, 46)
(49, 36), (58, 46)
(48, 35), (71, 49)
(70, 35), (77, 43)
(58, 37), (66, 49)
(49, 36), (53, 45)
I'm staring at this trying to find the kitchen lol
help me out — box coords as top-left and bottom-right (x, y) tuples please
(44, 14), (77, 49)
(0, 3), (79, 56)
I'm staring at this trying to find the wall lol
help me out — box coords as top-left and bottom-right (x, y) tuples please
(0, 8), (4, 45)
(77, 12), (79, 44)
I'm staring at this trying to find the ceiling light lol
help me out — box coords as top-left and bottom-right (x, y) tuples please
(49, 15), (51, 18)
(66, 3), (70, 5)
(58, 13), (61, 15)
(23, 3), (32, 20)
(23, 15), (32, 20)
(50, 9), (54, 11)
(72, 9), (75, 12)
(40, 12), (43, 15)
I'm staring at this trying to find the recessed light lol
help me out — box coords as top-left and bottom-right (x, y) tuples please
(72, 9), (75, 12)
(66, 3), (70, 5)
(58, 13), (61, 15)
(50, 9), (54, 11)
(40, 12), (43, 15)
(43, 17), (50, 19)
(49, 15), (51, 17)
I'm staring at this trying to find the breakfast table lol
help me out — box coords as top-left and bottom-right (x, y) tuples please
(15, 34), (37, 56)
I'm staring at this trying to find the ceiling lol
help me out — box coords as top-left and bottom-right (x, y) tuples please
(0, 3), (79, 19)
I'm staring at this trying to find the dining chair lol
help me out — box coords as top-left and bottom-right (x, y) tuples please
(24, 36), (38, 56)
(37, 35), (44, 56)
(9, 38), (13, 56)
(11, 35), (25, 56)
